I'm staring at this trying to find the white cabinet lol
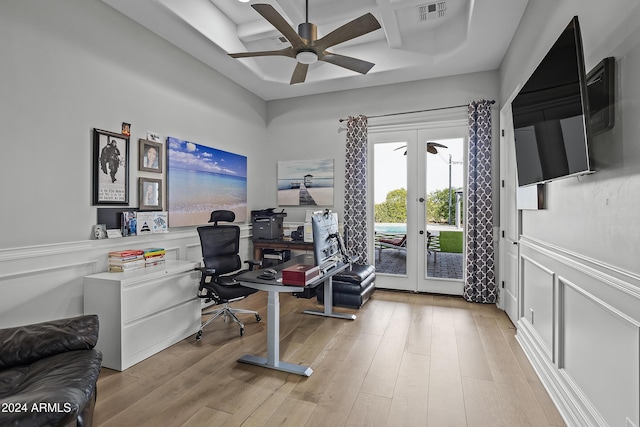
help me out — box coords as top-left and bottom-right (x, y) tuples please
(84, 260), (201, 371)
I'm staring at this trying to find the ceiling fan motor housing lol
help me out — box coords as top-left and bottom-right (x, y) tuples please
(298, 22), (317, 44)
(229, 4), (381, 84)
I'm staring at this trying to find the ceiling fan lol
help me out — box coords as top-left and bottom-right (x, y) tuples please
(394, 142), (449, 155)
(228, 1), (382, 85)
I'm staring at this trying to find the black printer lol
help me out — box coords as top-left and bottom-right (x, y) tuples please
(251, 209), (287, 240)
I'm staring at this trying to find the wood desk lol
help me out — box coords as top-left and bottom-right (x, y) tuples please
(252, 239), (313, 260)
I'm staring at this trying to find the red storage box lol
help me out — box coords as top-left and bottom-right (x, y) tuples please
(281, 264), (320, 286)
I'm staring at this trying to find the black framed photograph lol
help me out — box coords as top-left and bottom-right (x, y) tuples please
(139, 177), (162, 210)
(139, 139), (162, 173)
(93, 128), (129, 205)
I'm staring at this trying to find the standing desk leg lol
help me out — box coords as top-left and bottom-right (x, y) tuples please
(304, 276), (356, 320)
(267, 290), (279, 366)
(238, 290), (313, 376)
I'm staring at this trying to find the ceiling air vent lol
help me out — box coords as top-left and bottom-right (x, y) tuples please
(418, 2), (446, 22)
(270, 36), (290, 47)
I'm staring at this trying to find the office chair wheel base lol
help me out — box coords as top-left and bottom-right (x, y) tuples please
(255, 314), (262, 322)
(195, 330), (203, 341)
(240, 327), (245, 337)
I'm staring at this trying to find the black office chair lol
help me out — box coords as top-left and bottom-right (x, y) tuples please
(195, 210), (261, 341)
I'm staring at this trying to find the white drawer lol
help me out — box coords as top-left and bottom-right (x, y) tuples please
(122, 270), (199, 322)
(121, 299), (200, 368)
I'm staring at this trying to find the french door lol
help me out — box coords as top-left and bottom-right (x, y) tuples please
(370, 124), (467, 295)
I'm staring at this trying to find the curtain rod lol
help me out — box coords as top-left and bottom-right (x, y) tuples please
(338, 100), (495, 122)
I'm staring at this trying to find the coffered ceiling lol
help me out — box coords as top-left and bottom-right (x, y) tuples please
(101, 0), (529, 100)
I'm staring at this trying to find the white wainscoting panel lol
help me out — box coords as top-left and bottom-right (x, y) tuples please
(0, 226), (253, 329)
(186, 242), (203, 263)
(517, 236), (640, 427)
(521, 254), (555, 359)
(560, 277), (640, 427)
(0, 261), (97, 328)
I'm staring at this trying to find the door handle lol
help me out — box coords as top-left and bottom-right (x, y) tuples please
(419, 230), (424, 235)
(418, 197), (425, 202)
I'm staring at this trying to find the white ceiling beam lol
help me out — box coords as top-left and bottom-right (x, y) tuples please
(376, 0), (403, 48)
(237, 19), (282, 43)
(236, 1), (299, 43)
(158, 0), (245, 53)
(275, 0), (305, 26)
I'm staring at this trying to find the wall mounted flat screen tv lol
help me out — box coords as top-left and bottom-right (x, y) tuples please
(511, 16), (594, 187)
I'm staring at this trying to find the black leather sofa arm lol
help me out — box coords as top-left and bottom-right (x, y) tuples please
(0, 315), (99, 370)
(0, 315), (103, 427)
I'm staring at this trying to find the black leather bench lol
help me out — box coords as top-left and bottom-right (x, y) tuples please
(316, 264), (375, 309)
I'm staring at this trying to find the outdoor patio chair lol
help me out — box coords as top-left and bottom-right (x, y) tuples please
(376, 233), (438, 262)
(427, 231), (438, 262)
(377, 234), (407, 261)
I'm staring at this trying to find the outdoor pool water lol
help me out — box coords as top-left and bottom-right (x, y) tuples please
(375, 223), (407, 234)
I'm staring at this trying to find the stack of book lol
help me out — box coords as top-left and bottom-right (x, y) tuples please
(143, 247), (166, 267)
(109, 250), (145, 272)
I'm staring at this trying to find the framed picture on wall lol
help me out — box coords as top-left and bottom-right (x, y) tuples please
(139, 177), (163, 211)
(277, 159), (334, 206)
(93, 128), (129, 205)
(166, 136), (247, 226)
(139, 139), (162, 173)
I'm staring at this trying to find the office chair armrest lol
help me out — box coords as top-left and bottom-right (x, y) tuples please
(244, 259), (262, 270)
(195, 266), (216, 276)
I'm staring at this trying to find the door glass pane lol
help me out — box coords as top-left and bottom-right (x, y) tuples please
(374, 142), (407, 275)
(425, 138), (465, 280)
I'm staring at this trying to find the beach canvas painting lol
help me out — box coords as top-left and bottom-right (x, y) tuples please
(277, 159), (334, 206)
(167, 137), (247, 227)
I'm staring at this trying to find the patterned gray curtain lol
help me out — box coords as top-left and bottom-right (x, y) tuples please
(463, 100), (496, 303)
(344, 115), (369, 264)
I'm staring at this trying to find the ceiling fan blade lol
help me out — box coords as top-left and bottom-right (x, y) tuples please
(426, 142), (448, 154)
(252, 4), (305, 51)
(392, 145), (407, 155)
(228, 47), (295, 59)
(320, 52), (375, 74)
(315, 13), (381, 51)
(428, 142), (449, 148)
(290, 63), (309, 85)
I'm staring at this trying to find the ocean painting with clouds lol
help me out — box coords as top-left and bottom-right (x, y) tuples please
(167, 137), (247, 227)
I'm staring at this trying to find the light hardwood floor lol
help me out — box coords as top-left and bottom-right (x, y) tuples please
(94, 290), (566, 427)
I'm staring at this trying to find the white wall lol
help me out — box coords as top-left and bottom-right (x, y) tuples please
(265, 71), (500, 223)
(500, 0), (640, 273)
(0, 0), (501, 249)
(0, 0), (268, 250)
(500, 1), (640, 425)
(0, 0), (499, 329)
(3, 0), (637, 422)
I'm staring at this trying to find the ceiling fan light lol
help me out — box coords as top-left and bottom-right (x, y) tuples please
(296, 50), (318, 65)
